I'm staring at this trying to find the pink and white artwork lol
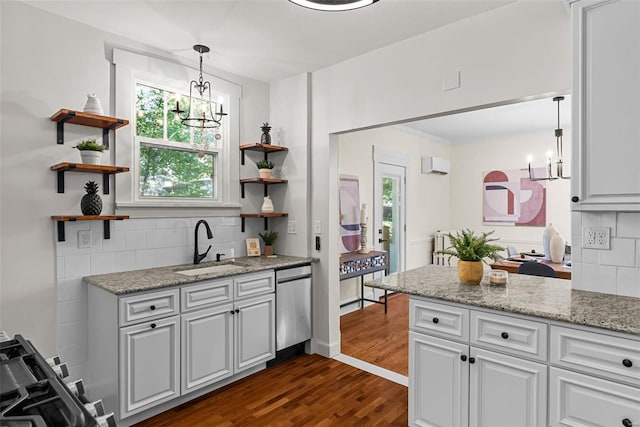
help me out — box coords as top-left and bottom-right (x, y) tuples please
(339, 174), (361, 253)
(483, 168), (546, 227)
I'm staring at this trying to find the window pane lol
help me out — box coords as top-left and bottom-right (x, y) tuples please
(136, 85), (164, 139)
(167, 93), (191, 143)
(139, 146), (215, 198)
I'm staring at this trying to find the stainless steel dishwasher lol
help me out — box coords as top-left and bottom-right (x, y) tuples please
(275, 264), (312, 351)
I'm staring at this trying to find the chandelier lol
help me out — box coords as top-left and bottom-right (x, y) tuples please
(527, 96), (570, 181)
(172, 44), (227, 129)
(289, 0), (379, 11)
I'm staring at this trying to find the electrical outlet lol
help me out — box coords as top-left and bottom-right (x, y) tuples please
(78, 230), (91, 249)
(287, 220), (297, 234)
(583, 227), (610, 249)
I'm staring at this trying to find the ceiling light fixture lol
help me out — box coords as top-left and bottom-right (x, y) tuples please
(289, 0), (379, 12)
(172, 44), (227, 129)
(527, 96), (570, 181)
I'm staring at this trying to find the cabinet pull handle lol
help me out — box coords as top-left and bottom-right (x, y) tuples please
(501, 332), (509, 339)
(150, 323), (156, 329)
(622, 418), (632, 427)
(432, 317), (439, 324)
(230, 310), (235, 315)
(235, 309), (240, 313)
(571, 196), (579, 203)
(622, 359), (633, 368)
(469, 357), (475, 364)
(150, 305), (156, 311)
(460, 355), (467, 362)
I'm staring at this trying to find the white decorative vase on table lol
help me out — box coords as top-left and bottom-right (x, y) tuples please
(549, 233), (565, 263)
(542, 223), (558, 260)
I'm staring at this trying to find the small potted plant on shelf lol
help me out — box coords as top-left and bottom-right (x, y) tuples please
(434, 229), (504, 285)
(258, 230), (278, 257)
(74, 139), (105, 165)
(257, 159), (274, 179)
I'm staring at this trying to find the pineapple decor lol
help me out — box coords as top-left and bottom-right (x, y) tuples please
(81, 181), (103, 216)
(260, 122), (272, 145)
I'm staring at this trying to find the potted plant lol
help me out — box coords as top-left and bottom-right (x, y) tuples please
(258, 230), (278, 256)
(257, 159), (274, 179)
(435, 229), (504, 285)
(74, 139), (105, 165)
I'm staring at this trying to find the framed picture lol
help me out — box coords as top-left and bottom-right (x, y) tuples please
(246, 238), (261, 257)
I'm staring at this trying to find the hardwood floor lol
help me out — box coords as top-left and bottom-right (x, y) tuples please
(134, 354), (407, 426)
(340, 293), (409, 376)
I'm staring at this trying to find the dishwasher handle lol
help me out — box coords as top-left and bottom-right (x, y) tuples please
(276, 265), (312, 283)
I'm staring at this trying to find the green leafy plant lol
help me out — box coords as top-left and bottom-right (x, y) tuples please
(74, 139), (105, 152)
(258, 230), (278, 245)
(257, 159), (274, 169)
(435, 229), (504, 264)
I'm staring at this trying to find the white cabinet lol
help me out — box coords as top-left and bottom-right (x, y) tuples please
(235, 293), (276, 372)
(119, 315), (180, 418)
(571, 0), (640, 210)
(409, 297), (548, 427)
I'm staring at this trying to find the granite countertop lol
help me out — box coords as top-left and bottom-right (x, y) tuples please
(84, 255), (314, 295)
(366, 265), (640, 336)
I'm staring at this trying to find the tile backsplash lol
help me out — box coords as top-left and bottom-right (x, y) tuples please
(571, 211), (640, 297)
(55, 216), (245, 381)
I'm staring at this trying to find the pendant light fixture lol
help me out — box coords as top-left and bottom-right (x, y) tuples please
(289, 0), (379, 12)
(172, 44), (227, 129)
(527, 96), (570, 181)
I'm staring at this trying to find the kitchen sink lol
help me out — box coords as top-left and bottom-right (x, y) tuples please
(175, 262), (248, 276)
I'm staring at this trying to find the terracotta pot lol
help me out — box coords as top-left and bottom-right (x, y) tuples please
(258, 169), (272, 179)
(457, 260), (484, 285)
(264, 245), (274, 256)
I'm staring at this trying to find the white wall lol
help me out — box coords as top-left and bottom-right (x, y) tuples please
(309, 0), (571, 357)
(337, 126), (451, 302)
(0, 1), (269, 355)
(449, 129), (572, 252)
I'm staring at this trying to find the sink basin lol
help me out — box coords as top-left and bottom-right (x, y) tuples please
(176, 263), (246, 276)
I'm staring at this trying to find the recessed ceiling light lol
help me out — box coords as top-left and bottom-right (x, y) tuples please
(289, 0), (379, 12)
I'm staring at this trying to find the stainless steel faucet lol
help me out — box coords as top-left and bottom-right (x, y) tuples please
(194, 219), (213, 264)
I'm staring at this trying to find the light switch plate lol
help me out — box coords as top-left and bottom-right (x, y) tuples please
(313, 220), (322, 234)
(78, 230), (91, 249)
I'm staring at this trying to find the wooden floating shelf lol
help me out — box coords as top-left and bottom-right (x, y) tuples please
(239, 178), (288, 198)
(239, 212), (288, 232)
(51, 215), (129, 242)
(50, 109), (129, 147)
(51, 162), (130, 194)
(239, 143), (288, 165)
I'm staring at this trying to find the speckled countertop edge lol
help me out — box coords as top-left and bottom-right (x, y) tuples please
(366, 265), (640, 336)
(84, 255), (315, 295)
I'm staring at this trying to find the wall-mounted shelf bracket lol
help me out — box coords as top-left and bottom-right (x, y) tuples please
(52, 215), (129, 242)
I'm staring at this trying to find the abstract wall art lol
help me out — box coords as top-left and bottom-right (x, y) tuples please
(483, 168), (546, 227)
(339, 174), (361, 252)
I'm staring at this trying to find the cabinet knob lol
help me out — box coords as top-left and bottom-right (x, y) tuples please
(150, 305), (156, 311)
(432, 317), (439, 324)
(235, 309), (240, 313)
(230, 310), (235, 315)
(469, 357), (475, 364)
(150, 323), (156, 329)
(501, 332), (509, 339)
(622, 418), (633, 427)
(622, 359), (633, 368)
(460, 355), (467, 362)
(571, 196), (579, 203)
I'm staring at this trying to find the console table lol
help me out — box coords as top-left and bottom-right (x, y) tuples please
(339, 250), (388, 313)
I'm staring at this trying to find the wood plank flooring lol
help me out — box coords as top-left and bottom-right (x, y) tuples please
(340, 293), (409, 376)
(134, 354), (407, 426)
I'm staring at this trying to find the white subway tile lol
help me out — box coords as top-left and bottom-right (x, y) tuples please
(581, 248), (599, 264)
(582, 212), (617, 235)
(145, 228), (188, 249)
(56, 321), (88, 348)
(578, 263), (617, 294)
(114, 250), (138, 272)
(135, 249), (160, 269)
(102, 231), (126, 252)
(57, 278), (86, 302)
(134, 218), (157, 231)
(213, 227), (234, 243)
(90, 252), (115, 275)
(64, 254), (91, 278)
(58, 343), (88, 368)
(617, 267), (640, 298)
(156, 218), (191, 229)
(221, 217), (240, 227)
(57, 299), (88, 324)
(125, 231), (146, 250)
(637, 240), (640, 268)
(570, 262), (583, 290)
(570, 243), (581, 263)
(65, 363), (87, 383)
(618, 213), (640, 238)
(112, 219), (135, 232)
(599, 238), (636, 267)
(56, 256), (65, 280)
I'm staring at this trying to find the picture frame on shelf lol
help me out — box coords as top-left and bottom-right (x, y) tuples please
(246, 237), (261, 256)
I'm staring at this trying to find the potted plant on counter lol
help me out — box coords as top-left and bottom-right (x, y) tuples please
(435, 229), (504, 285)
(257, 159), (274, 179)
(258, 230), (278, 257)
(74, 138), (105, 165)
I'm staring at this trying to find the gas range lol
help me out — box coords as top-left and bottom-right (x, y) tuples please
(0, 333), (115, 427)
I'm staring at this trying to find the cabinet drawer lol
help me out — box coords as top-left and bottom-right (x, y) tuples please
(550, 325), (640, 387)
(234, 271), (275, 300)
(119, 289), (179, 327)
(471, 311), (548, 362)
(410, 298), (469, 342)
(181, 278), (233, 312)
(549, 367), (640, 427)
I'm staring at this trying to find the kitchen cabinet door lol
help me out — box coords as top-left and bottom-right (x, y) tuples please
(119, 315), (180, 418)
(469, 347), (547, 427)
(234, 293), (275, 372)
(572, 0), (640, 210)
(409, 331), (469, 427)
(181, 303), (234, 394)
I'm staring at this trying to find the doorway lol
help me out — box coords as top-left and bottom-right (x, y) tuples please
(374, 162), (406, 275)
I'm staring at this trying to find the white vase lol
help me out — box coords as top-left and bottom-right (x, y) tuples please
(542, 223), (558, 260)
(550, 233), (565, 263)
(80, 150), (101, 165)
(83, 93), (104, 115)
(261, 196), (274, 213)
